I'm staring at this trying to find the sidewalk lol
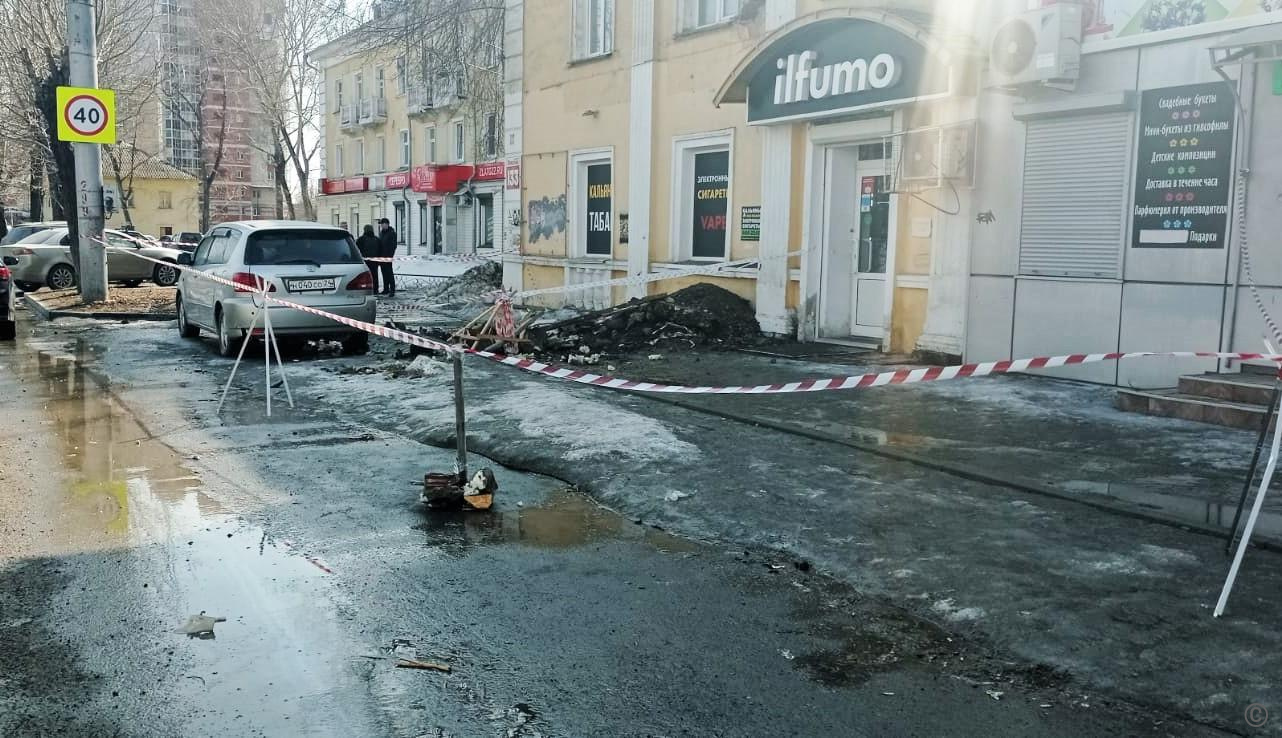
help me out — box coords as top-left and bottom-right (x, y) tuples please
(290, 343), (1282, 735)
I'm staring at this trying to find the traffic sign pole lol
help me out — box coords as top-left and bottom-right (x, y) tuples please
(67, 0), (107, 303)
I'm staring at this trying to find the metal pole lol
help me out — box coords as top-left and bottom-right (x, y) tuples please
(452, 351), (467, 481)
(67, 0), (107, 303)
(1227, 379), (1279, 554)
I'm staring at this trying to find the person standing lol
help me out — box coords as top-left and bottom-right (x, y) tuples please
(356, 223), (381, 293)
(377, 217), (397, 297)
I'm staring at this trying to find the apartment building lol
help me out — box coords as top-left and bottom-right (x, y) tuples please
(504, 0), (1282, 386)
(154, 0), (276, 226)
(313, 2), (506, 254)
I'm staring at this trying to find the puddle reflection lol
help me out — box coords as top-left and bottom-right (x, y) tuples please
(21, 340), (224, 552)
(416, 488), (698, 556)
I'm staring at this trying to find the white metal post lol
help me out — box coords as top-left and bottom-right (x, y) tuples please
(66, 0), (107, 302)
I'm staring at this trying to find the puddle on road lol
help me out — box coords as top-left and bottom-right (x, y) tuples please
(1066, 479), (1282, 542)
(417, 487), (699, 555)
(9, 341), (227, 554)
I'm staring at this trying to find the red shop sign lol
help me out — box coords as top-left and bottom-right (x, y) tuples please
(473, 161), (505, 180)
(411, 164), (467, 193)
(343, 177), (368, 193)
(320, 178), (344, 195)
(384, 171), (411, 189)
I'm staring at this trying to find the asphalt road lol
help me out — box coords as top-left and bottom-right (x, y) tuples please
(0, 314), (1227, 737)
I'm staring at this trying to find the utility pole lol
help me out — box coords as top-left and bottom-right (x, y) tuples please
(67, 0), (107, 302)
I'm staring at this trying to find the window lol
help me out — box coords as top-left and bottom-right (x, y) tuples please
(478, 193), (494, 249)
(571, 150), (613, 257)
(679, 0), (740, 32)
(393, 201), (406, 244)
(355, 139), (365, 173)
(426, 126), (437, 163)
(376, 135), (385, 172)
(453, 120), (465, 162)
(483, 113), (498, 159)
(334, 143), (344, 176)
(1019, 113), (1132, 278)
(332, 212), (340, 227)
(399, 128), (411, 167)
(334, 80), (343, 111)
(418, 201), (427, 245)
(572, 0), (614, 60)
(355, 71), (364, 102)
(243, 230), (362, 265)
(396, 56), (407, 94)
(375, 67), (385, 100)
(671, 132), (732, 261)
(371, 204), (380, 225)
(350, 207), (360, 232)
(159, 191), (173, 210)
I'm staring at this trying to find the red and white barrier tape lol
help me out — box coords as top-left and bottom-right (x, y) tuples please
(102, 239), (1282, 396)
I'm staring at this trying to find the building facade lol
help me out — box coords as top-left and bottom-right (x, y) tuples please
(312, 3), (506, 254)
(103, 155), (200, 237)
(505, 0), (1282, 385)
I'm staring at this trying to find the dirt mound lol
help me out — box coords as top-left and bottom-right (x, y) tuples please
(529, 283), (762, 361)
(426, 260), (502, 305)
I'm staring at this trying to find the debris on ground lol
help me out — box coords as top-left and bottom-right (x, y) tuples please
(175, 612), (226, 638)
(401, 355), (448, 378)
(395, 658), (452, 673)
(664, 491), (692, 502)
(527, 284), (764, 362)
(421, 261), (502, 306)
(35, 287), (176, 315)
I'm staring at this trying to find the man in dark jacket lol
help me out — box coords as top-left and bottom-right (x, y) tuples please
(356, 224), (381, 293)
(377, 217), (397, 296)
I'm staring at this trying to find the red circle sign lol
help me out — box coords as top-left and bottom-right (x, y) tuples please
(64, 94), (109, 136)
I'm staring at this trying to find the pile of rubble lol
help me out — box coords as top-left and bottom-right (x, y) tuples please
(423, 260), (502, 306)
(528, 283), (763, 363)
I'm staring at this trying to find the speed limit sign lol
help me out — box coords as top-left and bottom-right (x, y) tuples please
(56, 86), (116, 144)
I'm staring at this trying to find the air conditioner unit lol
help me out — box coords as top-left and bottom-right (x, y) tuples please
(895, 121), (977, 189)
(988, 4), (1082, 89)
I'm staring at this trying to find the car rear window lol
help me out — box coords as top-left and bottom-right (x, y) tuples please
(243, 229), (361, 266)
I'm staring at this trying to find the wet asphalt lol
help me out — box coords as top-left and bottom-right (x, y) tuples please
(0, 313), (1234, 737)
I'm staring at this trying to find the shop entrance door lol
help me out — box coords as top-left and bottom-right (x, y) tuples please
(819, 145), (890, 342)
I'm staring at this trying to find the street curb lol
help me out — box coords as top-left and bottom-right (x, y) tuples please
(24, 294), (176, 322)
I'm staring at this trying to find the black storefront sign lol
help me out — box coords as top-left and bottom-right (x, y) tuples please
(691, 151), (729, 258)
(585, 163), (611, 255)
(740, 206), (760, 242)
(744, 18), (951, 124)
(1132, 81), (1235, 249)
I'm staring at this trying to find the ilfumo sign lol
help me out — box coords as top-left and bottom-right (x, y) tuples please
(745, 18), (950, 124)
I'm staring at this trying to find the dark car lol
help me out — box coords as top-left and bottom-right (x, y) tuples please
(1, 221), (65, 246)
(173, 231), (202, 251)
(0, 263), (16, 340)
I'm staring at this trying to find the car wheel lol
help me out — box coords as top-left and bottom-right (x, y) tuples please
(46, 264), (76, 291)
(120, 280), (143, 288)
(15, 281), (40, 293)
(176, 295), (199, 339)
(153, 262), (179, 287)
(215, 309), (236, 357)
(340, 332), (369, 356)
(0, 320), (15, 341)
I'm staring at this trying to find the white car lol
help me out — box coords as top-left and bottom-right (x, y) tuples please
(175, 221), (377, 356)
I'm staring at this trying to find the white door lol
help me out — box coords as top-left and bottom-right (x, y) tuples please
(818, 147), (890, 340)
(852, 160), (890, 336)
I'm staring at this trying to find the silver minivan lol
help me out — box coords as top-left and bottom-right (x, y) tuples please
(175, 221), (377, 356)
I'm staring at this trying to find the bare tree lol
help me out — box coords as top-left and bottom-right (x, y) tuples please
(0, 0), (154, 279)
(202, 0), (346, 221)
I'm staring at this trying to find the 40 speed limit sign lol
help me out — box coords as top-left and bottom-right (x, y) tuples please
(56, 86), (116, 144)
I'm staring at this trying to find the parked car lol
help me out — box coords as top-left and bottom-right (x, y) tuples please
(175, 222), (375, 357)
(1, 229), (68, 292)
(176, 231), (202, 249)
(1, 220), (65, 246)
(4, 228), (184, 291)
(0, 261), (15, 340)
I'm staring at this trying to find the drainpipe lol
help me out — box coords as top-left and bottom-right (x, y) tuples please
(1216, 58), (1257, 366)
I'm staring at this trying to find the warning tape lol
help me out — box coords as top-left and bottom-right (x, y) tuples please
(100, 237), (1282, 396)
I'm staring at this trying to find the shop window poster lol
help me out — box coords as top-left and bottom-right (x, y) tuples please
(691, 151), (730, 259)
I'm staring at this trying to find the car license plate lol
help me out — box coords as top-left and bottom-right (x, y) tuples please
(286, 277), (337, 292)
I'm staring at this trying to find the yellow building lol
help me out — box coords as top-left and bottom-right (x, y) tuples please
(103, 151), (200, 238)
(311, 6), (507, 255)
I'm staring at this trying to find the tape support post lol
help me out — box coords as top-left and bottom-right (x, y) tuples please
(102, 240), (1282, 396)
